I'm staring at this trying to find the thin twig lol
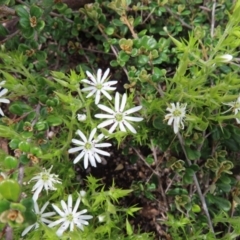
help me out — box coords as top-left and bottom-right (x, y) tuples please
(165, 173), (177, 194)
(210, 0), (216, 38)
(177, 133), (215, 233)
(142, 7), (156, 24)
(5, 225), (13, 240)
(150, 140), (168, 206)
(0, 30), (20, 44)
(133, 147), (161, 177)
(50, 12), (74, 23)
(165, 7), (193, 30)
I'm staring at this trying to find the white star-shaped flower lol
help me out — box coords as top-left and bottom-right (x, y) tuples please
(95, 92), (143, 134)
(165, 102), (187, 134)
(224, 96), (240, 123)
(48, 195), (93, 237)
(68, 128), (111, 169)
(81, 68), (117, 104)
(0, 88), (10, 116)
(21, 201), (55, 236)
(29, 166), (62, 201)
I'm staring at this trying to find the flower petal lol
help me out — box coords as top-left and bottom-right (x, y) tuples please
(97, 69), (102, 83)
(124, 105), (142, 115)
(124, 116), (143, 122)
(115, 92), (120, 112)
(68, 146), (84, 154)
(89, 153), (97, 167)
(52, 204), (65, 217)
(0, 88), (8, 97)
(0, 99), (10, 104)
(95, 114), (114, 119)
(86, 71), (97, 83)
(95, 90), (101, 104)
(101, 68), (110, 83)
(84, 153), (89, 169)
(123, 120), (137, 134)
(94, 148), (110, 156)
(97, 119), (115, 128)
(108, 122), (119, 133)
(101, 90), (113, 101)
(21, 224), (36, 236)
(77, 130), (87, 142)
(89, 128), (97, 141)
(56, 222), (70, 237)
(73, 151), (85, 164)
(97, 104), (115, 114)
(120, 93), (127, 112)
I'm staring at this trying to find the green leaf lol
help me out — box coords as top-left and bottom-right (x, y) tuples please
(112, 19), (123, 26)
(191, 204), (201, 213)
(30, 147), (43, 157)
(18, 141), (30, 152)
(0, 126), (20, 139)
(4, 156), (18, 169)
(213, 196), (231, 211)
(133, 16), (142, 27)
(137, 55), (148, 65)
(36, 20), (45, 31)
(153, 116), (166, 130)
(46, 115), (63, 126)
(10, 203), (26, 212)
(135, 36), (157, 50)
(22, 27), (35, 39)
(9, 101), (32, 115)
(105, 27), (115, 35)
(0, 179), (21, 201)
(219, 175), (231, 184)
(54, 3), (68, 13)
(107, 201), (116, 214)
(35, 121), (48, 131)
(138, 29), (147, 37)
(19, 18), (30, 29)
(216, 183), (231, 193)
(0, 199), (10, 213)
(42, 0), (54, 8)
(19, 154), (30, 164)
(183, 173), (193, 184)
(118, 51), (130, 62)
(207, 194), (231, 211)
(30, 5), (43, 18)
(126, 206), (142, 217)
(9, 139), (21, 149)
(167, 188), (188, 195)
(21, 198), (34, 210)
(152, 67), (162, 81)
(185, 146), (201, 160)
(126, 218), (133, 236)
(16, 6), (29, 19)
(0, 25), (8, 37)
(22, 210), (37, 224)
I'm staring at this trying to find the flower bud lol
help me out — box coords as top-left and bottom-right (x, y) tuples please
(77, 114), (87, 122)
(218, 54), (233, 63)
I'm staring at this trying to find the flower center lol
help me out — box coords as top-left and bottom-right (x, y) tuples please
(173, 109), (182, 117)
(42, 173), (50, 182)
(96, 83), (103, 90)
(234, 102), (240, 110)
(66, 214), (73, 222)
(115, 113), (123, 122)
(85, 142), (92, 150)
